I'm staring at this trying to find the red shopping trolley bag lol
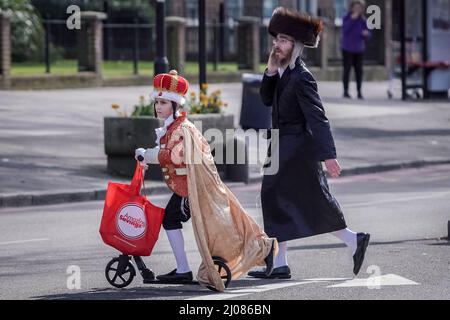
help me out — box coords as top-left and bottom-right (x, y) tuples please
(99, 162), (165, 256)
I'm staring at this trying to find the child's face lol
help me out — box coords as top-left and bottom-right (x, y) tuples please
(154, 98), (174, 120)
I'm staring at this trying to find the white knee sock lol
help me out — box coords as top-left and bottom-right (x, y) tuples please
(273, 241), (288, 268)
(166, 229), (191, 273)
(331, 228), (357, 255)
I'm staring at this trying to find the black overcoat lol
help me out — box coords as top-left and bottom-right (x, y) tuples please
(260, 57), (347, 242)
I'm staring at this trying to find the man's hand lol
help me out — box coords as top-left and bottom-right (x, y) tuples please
(324, 159), (341, 178)
(267, 47), (280, 74)
(362, 30), (370, 37)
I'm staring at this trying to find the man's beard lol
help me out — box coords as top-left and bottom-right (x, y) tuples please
(279, 53), (292, 66)
(274, 47), (293, 67)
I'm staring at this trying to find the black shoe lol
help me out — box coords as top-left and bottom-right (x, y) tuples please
(156, 269), (193, 283)
(247, 266), (291, 279)
(141, 268), (155, 283)
(264, 240), (276, 276)
(343, 92), (352, 99)
(357, 93), (364, 100)
(353, 233), (370, 275)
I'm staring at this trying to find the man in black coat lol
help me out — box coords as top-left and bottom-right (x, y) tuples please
(248, 7), (370, 279)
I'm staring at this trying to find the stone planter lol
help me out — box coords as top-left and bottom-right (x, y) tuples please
(104, 113), (238, 180)
(104, 116), (163, 179)
(188, 113), (234, 138)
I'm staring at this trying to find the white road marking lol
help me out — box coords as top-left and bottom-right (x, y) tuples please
(345, 191), (450, 208)
(327, 274), (419, 288)
(303, 277), (353, 282)
(186, 281), (315, 300)
(0, 238), (50, 246)
(186, 274), (419, 300)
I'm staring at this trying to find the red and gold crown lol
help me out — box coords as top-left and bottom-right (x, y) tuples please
(150, 69), (189, 105)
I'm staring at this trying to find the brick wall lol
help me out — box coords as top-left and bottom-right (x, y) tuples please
(0, 13), (11, 76)
(0, 12), (11, 88)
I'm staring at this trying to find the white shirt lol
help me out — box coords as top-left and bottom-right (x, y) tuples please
(144, 111), (180, 164)
(154, 111), (180, 146)
(265, 66), (287, 78)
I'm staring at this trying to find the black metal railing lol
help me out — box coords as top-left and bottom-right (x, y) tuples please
(36, 18), (385, 76)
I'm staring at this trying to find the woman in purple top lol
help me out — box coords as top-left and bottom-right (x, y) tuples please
(341, 0), (371, 99)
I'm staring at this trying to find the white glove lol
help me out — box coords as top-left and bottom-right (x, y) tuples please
(135, 148), (146, 162)
(135, 148), (149, 170)
(135, 147), (160, 165)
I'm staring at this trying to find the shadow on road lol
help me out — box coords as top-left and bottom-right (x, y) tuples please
(31, 279), (289, 300)
(288, 238), (448, 251)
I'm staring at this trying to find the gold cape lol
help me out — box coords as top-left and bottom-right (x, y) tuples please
(181, 120), (278, 291)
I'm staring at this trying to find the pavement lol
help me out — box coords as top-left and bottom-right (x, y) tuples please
(1, 81), (450, 207)
(0, 165), (449, 300)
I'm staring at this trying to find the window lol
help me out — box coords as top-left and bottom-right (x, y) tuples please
(297, 0), (318, 15)
(186, 0), (197, 25)
(334, 0), (348, 26)
(263, 0), (277, 19)
(226, 0), (243, 20)
(262, 0), (278, 25)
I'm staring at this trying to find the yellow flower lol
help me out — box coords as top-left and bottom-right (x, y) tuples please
(201, 83), (209, 91)
(190, 92), (196, 98)
(111, 103), (120, 110)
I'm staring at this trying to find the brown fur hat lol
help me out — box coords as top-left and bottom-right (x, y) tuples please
(268, 7), (324, 48)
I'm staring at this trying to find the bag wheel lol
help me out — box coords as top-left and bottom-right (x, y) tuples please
(206, 256), (232, 292)
(105, 255), (136, 288)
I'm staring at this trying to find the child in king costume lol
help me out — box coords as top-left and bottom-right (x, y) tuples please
(135, 70), (277, 291)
